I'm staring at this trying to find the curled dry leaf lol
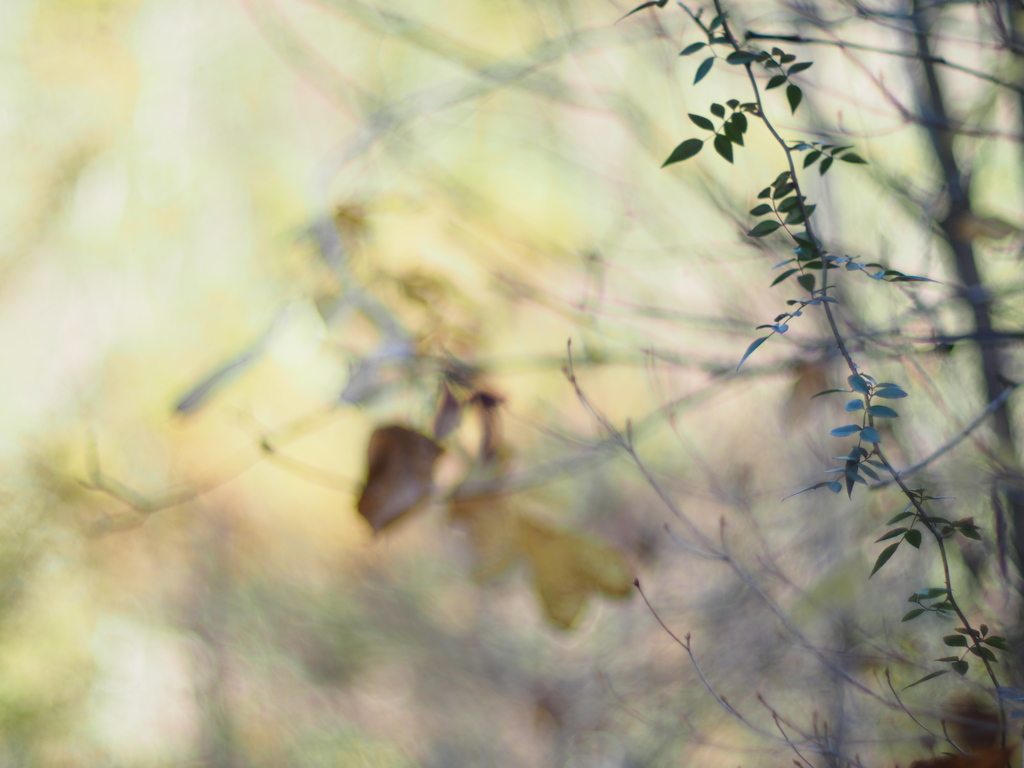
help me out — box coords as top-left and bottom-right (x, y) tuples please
(433, 383), (462, 440)
(356, 425), (443, 533)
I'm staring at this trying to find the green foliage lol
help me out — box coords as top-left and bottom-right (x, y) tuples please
(657, 0), (1012, 715)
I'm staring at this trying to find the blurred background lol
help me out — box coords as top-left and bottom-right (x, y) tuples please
(1, 0), (1022, 764)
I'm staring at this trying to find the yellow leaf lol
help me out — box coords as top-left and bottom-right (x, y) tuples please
(450, 496), (521, 580)
(517, 516), (633, 630)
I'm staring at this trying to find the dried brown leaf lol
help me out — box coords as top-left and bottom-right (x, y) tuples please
(356, 425), (443, 533)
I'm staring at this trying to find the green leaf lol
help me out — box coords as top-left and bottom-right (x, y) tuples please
(737, 336), (769, 370)
(870, 542), (900, 577)
(618, 0), (669, 20)
(748, 220), (782, 237)
(861, 426), (881, 443)
(765, 74), (787, 90)
(876, 528), (907, 542)
(827, 481), (842, 493)
(951, 660), (969, 675)
(694, 57), (714, 84)
(803, 150), (822, 168)
(750, 204), (773, 216)
(868, 405), (899, 418)
(786, 84), (802, 113)
(839, 152), (868, 164)
(902, 608), (926, 622)
(903, 670), (947, 689)
(772, 183), (795, 199)
(943, 634), (969, 647)
(726, 50), (760, 64)
(859, 462), (879, 481)
(708, 12), (726, 31)
(777, 197), (801, 213)
(680, 42), (706, 56)
(797, 273), (815, 292)
(905, 529), (922, 548)
(713, 133), (734, 163)
(770, 268), (799, 287)
(887, 511), (914, 525)
(811, 389), (849, 398)
(780, 53), (796, 64)
(730, 112), (748, 133)
(969, 646), (997, 662)
(874, 387), (908, 399)
(726, 99), (739, 109)
(710, 102), (726, 118)
(844, 399), (864, 412)
(757, 186), (771, 199)
(819, 156), (834, 175)
(662, 139), (704, 167)
(787, 61), (813, 75)
(723, 121), (744, 146)
(688, 113), (715, 131)
(984, 636), (1011, 651)
(847, 374), (870, 394)
(830, 424), (861, 437)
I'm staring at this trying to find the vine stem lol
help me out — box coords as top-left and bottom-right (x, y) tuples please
(704, 0), (859, 378)
(700, 0), (1008, 748)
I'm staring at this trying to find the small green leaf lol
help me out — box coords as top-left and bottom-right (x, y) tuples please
(868, 405), (899, 418)
(830, 424), (861, 437)
(786, 84), (802, 113)
(951, 660), (969, 675)
(876, 528), (907, 542)
(713, 133), (734, 163)
(710, 103), (726, 118)
(787, 61), (813, 75)
(819, 156), (834, 175)
(980, 624), (989, 637)
(905, 529), (922, 548)
(688, 113), (715, 131)
(902, 608), (926, 622)
(827, 481), (842, 493)
(748, 220), (782, 237)
(861, 426), (881, 443)
(723, 121), (744, 146)
(731, 112), (748, 132)
(984, 636), (1010, 651)
(694, 57), (714, 84)
(662, 138), (704, 167)
(969, 646), (997, 662)
(811, 389), (849, 398)
(943, 634), (969, 647)
(887, 511), (913, 525)
(726, 50), (760, 64)
(839, 152), (868, 163)
(680, 42), (706, 56)
(845, 399), (865, 412)
(874, 387), (908, 399)
(803, 150), (822, 168)
(848, 374), (870, 394)
(737, 336), (769, 370)
(765, 74), (787, 90)
(757, 186), (771, 199)
(780, 53), (796, 64)
(903, 670), (947, 689)
(708, 12), (726, 31)
(870, 542), (900, 577)
(750, 203), (773, 216)
(797, 273), (815, 292)
(770, 268), (799, 287)
(772, 183), (795, 199)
